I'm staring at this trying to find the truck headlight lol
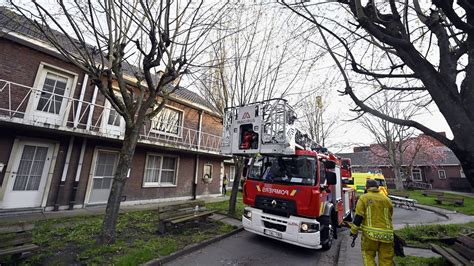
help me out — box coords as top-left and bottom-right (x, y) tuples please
(243, 209), (252, 220)
(300, 222), (319, 233)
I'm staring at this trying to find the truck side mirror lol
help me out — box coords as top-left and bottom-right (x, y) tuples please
(326, 171), (337, 185)
(324, 160), (336, 169)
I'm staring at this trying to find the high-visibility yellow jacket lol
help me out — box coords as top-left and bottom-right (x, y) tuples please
(351, 188), (394, 243)
(379, 186), (388, 197)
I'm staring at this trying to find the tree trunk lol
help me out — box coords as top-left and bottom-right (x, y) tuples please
(451, 144), (474, 189)
(228, 156), (244, 216)
(98, 125), (141, 244)
(393, 166), (404, 190)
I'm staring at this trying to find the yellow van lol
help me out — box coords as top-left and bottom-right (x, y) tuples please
(352, 173), (388, 196)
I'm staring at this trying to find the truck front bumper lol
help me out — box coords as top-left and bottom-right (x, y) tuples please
(242, 206), (322, 249)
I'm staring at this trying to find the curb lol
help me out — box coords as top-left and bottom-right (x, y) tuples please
(336, 233), (349, 266)
(143, 226), (244, 266)
(414, 204), (450, 219)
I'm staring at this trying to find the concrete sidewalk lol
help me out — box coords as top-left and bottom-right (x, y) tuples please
(0, 195), (231, 225)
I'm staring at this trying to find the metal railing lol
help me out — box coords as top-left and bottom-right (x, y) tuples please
(0, 79), (221, 153)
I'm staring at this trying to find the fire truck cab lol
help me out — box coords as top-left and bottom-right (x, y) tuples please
(221, 99), (355, 250)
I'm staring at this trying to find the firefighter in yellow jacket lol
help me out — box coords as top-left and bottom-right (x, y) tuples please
(351, 179), (394, 266)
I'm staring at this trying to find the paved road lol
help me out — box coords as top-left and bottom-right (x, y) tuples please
(166, 208), (444, 266)
(166, 230), (342, 266)
(393, 207), (445, 228)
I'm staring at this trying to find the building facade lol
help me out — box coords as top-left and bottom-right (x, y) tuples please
(340, 144), (471, 192)
(0, 7), (226, 210)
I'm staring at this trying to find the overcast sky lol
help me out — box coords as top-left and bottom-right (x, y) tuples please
(1, 1), (452, 153)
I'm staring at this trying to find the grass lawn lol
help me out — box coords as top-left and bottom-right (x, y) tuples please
(207, 191), (245, 219)
(0, 209), (236, 265)
(393, 190), (474, 215)
(395, 222), (474, 248)
(394, 255), (447, 266)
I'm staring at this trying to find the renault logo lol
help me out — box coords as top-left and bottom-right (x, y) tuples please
(271, 200), (277, 207)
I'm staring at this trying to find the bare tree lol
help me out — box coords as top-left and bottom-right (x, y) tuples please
(360, 92), (419, 189)
(11, 0), (227, 244)
(281, 1), (474, 187)
(193, 2), (317, 216)
(298, 94), (338, 147)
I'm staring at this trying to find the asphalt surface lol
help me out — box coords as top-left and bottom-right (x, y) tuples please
(165, 207), (446, 266)
(166, 229), (342, 266)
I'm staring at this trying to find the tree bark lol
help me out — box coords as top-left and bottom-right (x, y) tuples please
(451, 140), (474, 188)
(228, 156), (244, 216)
(393, 165), (404, 190)
(98, 124), (141, 244)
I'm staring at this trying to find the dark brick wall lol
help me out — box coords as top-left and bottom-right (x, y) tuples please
(0, 131), (15, 186)
(0, 37), (225, 209)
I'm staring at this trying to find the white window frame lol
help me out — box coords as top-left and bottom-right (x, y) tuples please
(150, 105), (184, 138)
(101, 94), (125, 136)
(142, 153), (179, 188)
(460, 169), (466, 178)
(27, 62), (78, 126)
(438, 169), (446, 179)
(412, 168), (422, 181)
(229, 166), (235, 182)
(203, 164), (213, 180)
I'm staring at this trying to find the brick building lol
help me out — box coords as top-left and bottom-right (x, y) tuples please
(0, 7), (226, 210)
(339, 140), (471, 192)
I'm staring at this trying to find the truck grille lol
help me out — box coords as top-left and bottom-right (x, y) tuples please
(255, 195), (297, 217)
(263, 221), (287, 232)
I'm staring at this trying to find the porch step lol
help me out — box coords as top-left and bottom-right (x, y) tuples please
(0, 207), (43, 217)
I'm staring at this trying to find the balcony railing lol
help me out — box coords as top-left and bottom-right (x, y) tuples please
(0, 79), (222, 153)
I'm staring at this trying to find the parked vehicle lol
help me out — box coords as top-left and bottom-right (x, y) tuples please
(352, 173), (388, 196)
(221, 99), (355, 250)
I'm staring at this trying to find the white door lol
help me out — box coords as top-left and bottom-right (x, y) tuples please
(88, 151), (118, 204)
(30, 69), (73, 125)
(2, 142), (53, 208)
(101, 99), (125, 137)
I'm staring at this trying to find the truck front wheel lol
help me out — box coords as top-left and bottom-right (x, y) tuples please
(319, 215), (333, 250)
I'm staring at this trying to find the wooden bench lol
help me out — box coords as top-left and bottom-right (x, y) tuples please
(158, 200), (216, 234)
(388, 195), (417, 210)
(422, 190), (444, 197)
(435, 195), (465, 206)
(390, 191), (409, 198)
(0, 224), (38, 262)
(431, 235), (474, 265)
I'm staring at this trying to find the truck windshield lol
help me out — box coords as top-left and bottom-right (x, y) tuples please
(375, 178), (386, 187)
(248, 156), (316, 185)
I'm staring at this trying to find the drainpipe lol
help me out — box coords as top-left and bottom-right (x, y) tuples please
(193, 110), (203, 200)
(53, 136), (74, 211)
(74, 74), (88, 128)
(69, 139), (87, 210)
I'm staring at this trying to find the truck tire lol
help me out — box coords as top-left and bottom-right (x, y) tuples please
(319, 215), (333, 250)
(331, 209), (338, 240)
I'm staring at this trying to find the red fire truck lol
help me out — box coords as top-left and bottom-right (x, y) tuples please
(221, 99), (355, 250)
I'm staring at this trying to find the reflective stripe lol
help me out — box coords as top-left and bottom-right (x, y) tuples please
(361, 225), (394, 243)
(384, 208), (390, 229)
(366, 206), (372, 227)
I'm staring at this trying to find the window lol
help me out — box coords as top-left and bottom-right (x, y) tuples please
(412, 168), (422, 181)
(101, 94), (125, 136)
(229, 166), (235, 182)
(107, 108), (121, 127)
(143, 154), (178, 187)
(203, 164), (213, 180)
(37, 72), (69, 114)
(438, 170), (446, 179)
(460, 169), (466, 178)
(29, 64), (76, 125)
(151, 106), (183, 136)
